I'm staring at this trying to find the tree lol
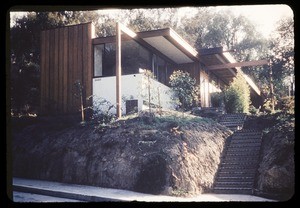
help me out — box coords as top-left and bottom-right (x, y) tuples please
(169, 70), (199, 111)
(269, 17), (294, 98)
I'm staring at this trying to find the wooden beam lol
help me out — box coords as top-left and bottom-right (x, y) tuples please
(116, 22), (122, 118)
(207, 60), (268, 70)
(199, 47), (223, 56)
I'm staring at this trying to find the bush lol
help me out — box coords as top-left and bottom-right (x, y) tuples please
(277, 96), (294, 114)
(210, 92), (224, 107)
(169, 70), (199, 111)
(249, 105), (259, 115)
(223, 73), (251, 113)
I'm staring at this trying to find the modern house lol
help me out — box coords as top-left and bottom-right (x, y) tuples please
(40, 22), (265, 116)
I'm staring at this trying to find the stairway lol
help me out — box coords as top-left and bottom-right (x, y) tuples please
(214, 114), (262, 195)
(219, 113), (246, 131)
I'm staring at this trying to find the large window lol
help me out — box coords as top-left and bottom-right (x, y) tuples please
(93, 40), (173, 86)
(122, 40), (151, 75)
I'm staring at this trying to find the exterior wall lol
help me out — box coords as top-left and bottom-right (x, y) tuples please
(40, 23), (95, 115)
(200, 70), (210, 107)
(170, 62), (222, 108)
(92, 74), (176, 115)
(141, 75), (176, 111)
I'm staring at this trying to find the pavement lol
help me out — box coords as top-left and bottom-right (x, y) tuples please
(12, 177), (276, 202)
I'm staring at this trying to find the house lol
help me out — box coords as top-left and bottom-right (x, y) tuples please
(40, 22), (265, 116)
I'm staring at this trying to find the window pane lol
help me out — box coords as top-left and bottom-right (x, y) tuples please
(122, 40), (151, 75)
(94, 44), (104, 77)
(103, 43), (116, 76)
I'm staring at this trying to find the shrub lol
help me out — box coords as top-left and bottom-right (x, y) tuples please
(249, 105), (259, 115)
(210, 92), (224, 107)
(223, 72), (251, 113)
(277, 96), (294, 114)
(169, 70), (199, 111)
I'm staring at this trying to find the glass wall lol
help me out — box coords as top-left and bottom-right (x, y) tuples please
(93, 40), (173, 86)
(94, 44), (104, 77)
(121, 40), (151, 75)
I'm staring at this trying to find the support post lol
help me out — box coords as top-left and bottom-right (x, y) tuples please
(116, 23), (122, 118)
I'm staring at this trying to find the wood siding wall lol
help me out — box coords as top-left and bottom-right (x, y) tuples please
(40, 23), (94, 115)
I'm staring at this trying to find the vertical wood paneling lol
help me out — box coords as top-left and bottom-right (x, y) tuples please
(72, 25), (79, 113)
(40, 31), (46, 113)
(77, 25), (83, 107)
(54, 28), (59, 113)
(82, 24), (88, 108)
(86, 24), (93, 108)
(44, 30), (50, 113)
(63, 28), (68, 113)
(58, 28), (64, 113)
(67, 26), (74, 113)
(49, 29), (55, 108)
(40, 23), (94, 115)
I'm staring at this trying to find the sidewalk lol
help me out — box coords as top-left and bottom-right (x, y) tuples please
(12, 177), (275, 202)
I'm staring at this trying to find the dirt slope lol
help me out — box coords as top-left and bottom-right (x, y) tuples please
(12, 112), (232, 196)
(245, 113), (295, 200)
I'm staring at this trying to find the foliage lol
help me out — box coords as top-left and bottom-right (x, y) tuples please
(91, 97), (116, 126)
(269, 17), (294, 99)
(276, 96), (294, 114)
(262, 97), (278, 114)
(73, 81), (87, 124)
(143, 70), (155, 114)
(223, 73), (251, 113)
(249, 105), (259, 115)
(169, 70), (199, 111)
(210, 92), (224, 107)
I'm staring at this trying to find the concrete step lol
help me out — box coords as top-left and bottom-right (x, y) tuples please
(218, 167), (257, 174)
(218, 171), (256, 178)
(230, 139), (261, 144)
(216, 176), (254, 182)
(225, 152), (259, 157)
(233, 131), (261, 136)
(214, 181), (253, 188)
(213, 187), (253, 194)
(219, 121), (244, 125)
(227, 144), (261, 148)
(222, 157), (259, 163)
(231, 135), (262, 140)
(228, 143), (262, 148)
(221, 161), (258, 166)
(225, 148), (261, 153)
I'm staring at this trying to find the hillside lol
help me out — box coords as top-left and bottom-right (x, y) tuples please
(10, 111), (294, 199)
(245, 113), (295, 200)
(12, 111), (232, 197)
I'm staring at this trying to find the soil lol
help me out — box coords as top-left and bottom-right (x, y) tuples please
(11, 111), (232, 197)
(245, 113), (295, 200)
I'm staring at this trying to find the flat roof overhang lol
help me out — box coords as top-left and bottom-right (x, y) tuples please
(199, 47), (262, 97)
(93, 28), (199, 64)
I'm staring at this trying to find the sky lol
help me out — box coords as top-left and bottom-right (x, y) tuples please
(10, 4), (293, 37)
(215, 4), (293, 37)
